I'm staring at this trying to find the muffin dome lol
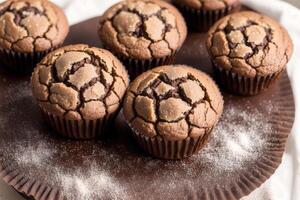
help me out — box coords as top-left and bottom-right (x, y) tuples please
(124, 65), (223, 141)
(98, 0), (187, 60)
(31, 44), (129, 121)
(0, 0), (69, 53)
(207, 11), (293, 78)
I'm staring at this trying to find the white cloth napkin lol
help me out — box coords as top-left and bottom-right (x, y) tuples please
(0, 0), (299, 199)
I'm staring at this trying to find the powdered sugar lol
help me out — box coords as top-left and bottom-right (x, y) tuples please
(7, 143), (128, 200)
(15, 142), (56, 168)
(198, 103), (272, 172)
(55, 164), (127, 200)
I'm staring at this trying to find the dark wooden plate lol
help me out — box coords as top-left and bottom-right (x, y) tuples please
(0, 17), (295, 200)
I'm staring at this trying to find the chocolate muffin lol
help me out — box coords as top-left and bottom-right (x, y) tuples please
(31, 44), (129, 139)
(98, 0), (187, 79)
(206, 11), (293, 96)
(173, 0), (240, 32)
(0, 0), (69, 74)
(123, 65), (223, 159)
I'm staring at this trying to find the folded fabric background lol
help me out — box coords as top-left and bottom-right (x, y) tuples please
(0, 0), (299, 199)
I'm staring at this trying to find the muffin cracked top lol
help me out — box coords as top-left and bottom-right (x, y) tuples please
(207, 11), (293, 77)
(0, 0), (69, 53)
(31, 44), (129, 120)
(98, 0), (187, 60)
(174, 0), (239, 10)
(123, 65), (223, 141)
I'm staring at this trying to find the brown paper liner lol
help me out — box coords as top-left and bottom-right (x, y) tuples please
(0, 45), (61, 75)
(174, 3), (240, 32)
(42, 109), (117, 140)
(131, 128), (212, 160)
(118, 52), (177, 80)
(214, 66), (283, 96)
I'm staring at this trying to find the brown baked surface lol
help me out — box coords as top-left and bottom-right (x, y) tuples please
(31, 44), (129, 120)
(0, 0), (69, 53)
(207, 11), (293, 77)
(173, 0), (240, 10)
(123, 65), (223, 141)
(98, 0), (187, 60)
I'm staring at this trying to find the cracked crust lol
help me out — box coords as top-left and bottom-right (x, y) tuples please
(173, 0), (239, 10)
(123, 65), (223, 141)
(0, 0), (69, 53)
(98, 0), (187, 60)
(207, 11), (293, 78)
(31, 44), (130, 120)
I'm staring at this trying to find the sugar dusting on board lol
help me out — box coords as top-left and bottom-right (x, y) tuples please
(197, 103), (272, 172)
(55, 164), (127, 200)
(0, 78), (275, 200)
(14, 142), (57, 168)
